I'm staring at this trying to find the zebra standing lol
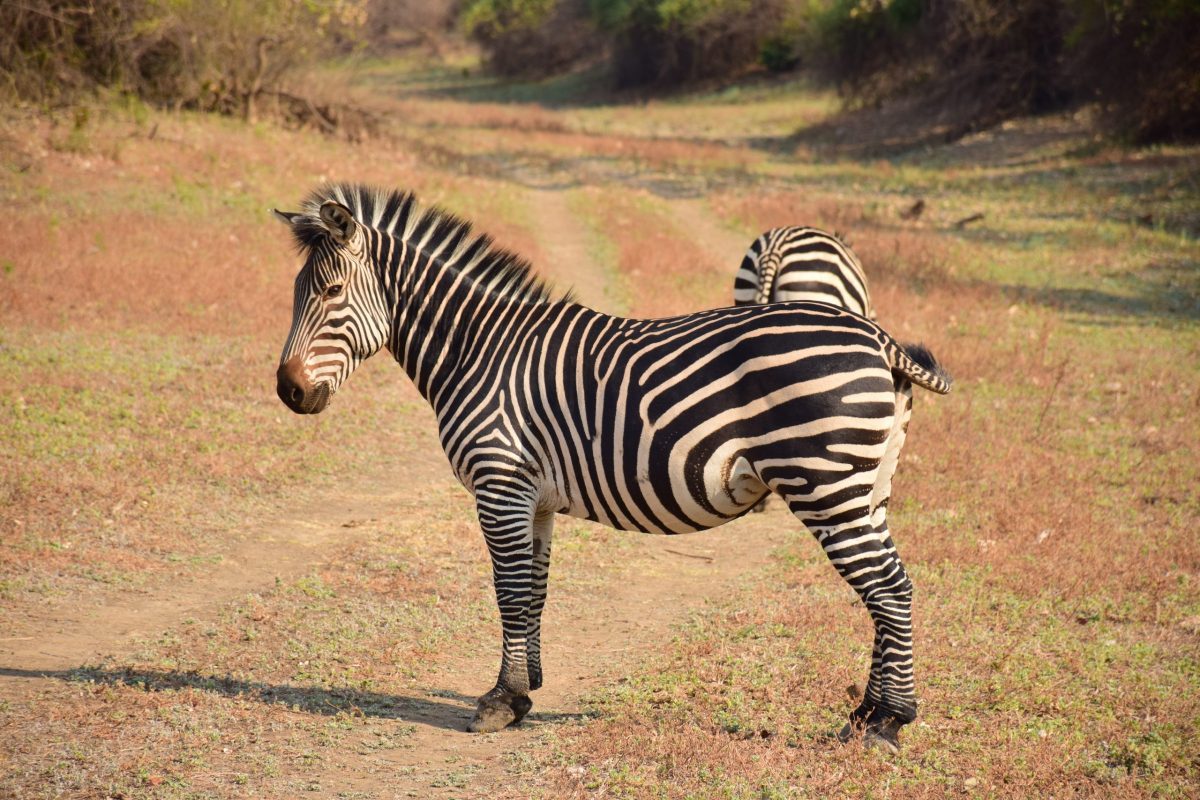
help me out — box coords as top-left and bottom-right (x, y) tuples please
(273, 184), (951, 752)
(735, 226), (876, 514)
(733, 226), (874, 318)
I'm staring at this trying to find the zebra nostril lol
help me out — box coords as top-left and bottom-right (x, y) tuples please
(289, 386), (303, 404)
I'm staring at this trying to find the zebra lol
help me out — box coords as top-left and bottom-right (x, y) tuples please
(733, 226), (874, 318)
(734, 226), (876, 515)
(272, 183), (952, 752)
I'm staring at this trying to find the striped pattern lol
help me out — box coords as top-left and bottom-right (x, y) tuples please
(734, 226), (874, 318)
(274, 184), (951, 745)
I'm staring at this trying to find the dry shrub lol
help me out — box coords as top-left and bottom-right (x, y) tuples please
(461, 0), (800, 87)
(0, 0), (144, 101)
(810, 1), (1200, 144)
(813, 0), (1070, 136)
(1070, 0), (1200, 143)
(0, 0), (366, 126)
(365, 0), (460, 55)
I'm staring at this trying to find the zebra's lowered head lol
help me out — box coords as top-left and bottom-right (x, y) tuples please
(273, 197), (390, 415)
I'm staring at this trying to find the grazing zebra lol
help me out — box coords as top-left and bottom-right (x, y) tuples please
(272, 183), (951, 752)
(733, 226), (874, 318)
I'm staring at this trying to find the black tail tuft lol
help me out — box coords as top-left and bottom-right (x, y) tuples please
(900, 342), (953, 392)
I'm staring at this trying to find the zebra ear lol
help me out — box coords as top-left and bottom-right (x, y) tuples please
(319, 201), (359, 245)
(272, 209), (303, 226)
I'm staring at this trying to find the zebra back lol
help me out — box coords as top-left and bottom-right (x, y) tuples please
(733, 227), (874, 318)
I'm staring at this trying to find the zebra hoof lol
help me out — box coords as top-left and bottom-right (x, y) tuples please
(835, 712), (903, 753)
(511, 694), (533, 724)
(466, 692), (531, 733)
(863, 726), (901, 755)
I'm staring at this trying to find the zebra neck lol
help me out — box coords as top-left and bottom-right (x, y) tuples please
(384, 260), (557, 403)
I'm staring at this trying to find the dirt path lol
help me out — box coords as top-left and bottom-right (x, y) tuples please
(0, 449), (447, 679)
(326, 518), (788, 798)
(2, 428), (789, 799)
(528, 187), (615, 313)
(671, 197), (755, 273)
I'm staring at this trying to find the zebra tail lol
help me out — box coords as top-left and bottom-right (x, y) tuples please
(888, 341), (953, 395)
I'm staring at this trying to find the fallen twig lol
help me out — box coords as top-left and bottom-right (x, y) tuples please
(953, 212), (985, 229)
(664, 548), (714, 562)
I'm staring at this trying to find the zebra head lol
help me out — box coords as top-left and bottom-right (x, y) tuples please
(273, 200), (390, 415)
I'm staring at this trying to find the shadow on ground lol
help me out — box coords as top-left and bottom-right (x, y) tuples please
(998, 257), (1200, 324)
(0, 666), (591, 731)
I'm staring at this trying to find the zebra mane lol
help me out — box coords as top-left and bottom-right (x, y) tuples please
(287, 182), (562, 305)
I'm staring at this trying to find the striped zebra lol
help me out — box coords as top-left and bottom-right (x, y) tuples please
(733, 226), (874, 318)
(734, 226), (875, 514)
(273, 184), (951, 752)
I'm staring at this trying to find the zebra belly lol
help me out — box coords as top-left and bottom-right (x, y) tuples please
(548, 448), (767, 535)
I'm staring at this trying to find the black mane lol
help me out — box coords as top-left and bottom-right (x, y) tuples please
(286, 182), (562, 305)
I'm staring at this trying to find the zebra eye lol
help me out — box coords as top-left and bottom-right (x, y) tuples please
(323, 283), (343, 299)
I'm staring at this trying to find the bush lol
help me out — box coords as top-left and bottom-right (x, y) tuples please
(0, 0), (143, 102)
(0, 0), (367, 120)
(1069, 0), (1200, 143)
(806, 0), (1199, 143)
(462, 0), (598, 78)
(596, 0), (794, 87)
(811, 0), (1069, 127)
(460, 0), (801, 87)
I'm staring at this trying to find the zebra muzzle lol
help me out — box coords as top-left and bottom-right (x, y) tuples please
(276, 357), (331, 415)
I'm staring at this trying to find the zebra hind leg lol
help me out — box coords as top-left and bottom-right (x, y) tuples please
(794, 508), (918, 753)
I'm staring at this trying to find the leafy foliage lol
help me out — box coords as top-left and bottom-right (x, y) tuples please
(456, 0), (1198, 143)
(461, 0), (597, 77)
(598, 0), (796, 87)
(810, 0), (1069, 130)
(808, 0), (1199, 142)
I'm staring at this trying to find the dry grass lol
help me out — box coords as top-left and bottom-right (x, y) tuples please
(566, 189), (735, 318)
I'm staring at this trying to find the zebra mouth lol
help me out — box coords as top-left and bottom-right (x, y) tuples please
(278, 377), (332, 415)
(301, 382), (332, 414)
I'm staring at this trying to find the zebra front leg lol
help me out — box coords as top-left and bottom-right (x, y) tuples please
(468, 480), (537, 733)
(801, 512), (917, 752)
(526, 508), (554, 691)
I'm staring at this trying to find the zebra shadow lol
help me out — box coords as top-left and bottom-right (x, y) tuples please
(0, 666), (590, 731)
